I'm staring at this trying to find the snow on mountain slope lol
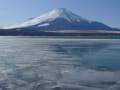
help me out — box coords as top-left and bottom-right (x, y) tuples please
(5, 8), (90, 29)
(4, 8), (112, 31)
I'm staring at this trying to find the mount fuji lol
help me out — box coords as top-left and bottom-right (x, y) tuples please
(1, 8), (120, 35)
(5, 8), (112, 30)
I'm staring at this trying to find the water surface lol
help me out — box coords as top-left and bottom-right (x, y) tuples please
(0, 36), (120, 90)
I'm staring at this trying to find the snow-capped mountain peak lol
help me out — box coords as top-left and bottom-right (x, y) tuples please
(40, 8), (87, 22)
(5, 8), (112, 31)
(5, 8), (88, 29)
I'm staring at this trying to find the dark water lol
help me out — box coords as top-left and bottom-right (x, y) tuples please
(0, 36), (120, 90)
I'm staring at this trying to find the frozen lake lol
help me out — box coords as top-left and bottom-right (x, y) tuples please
(0, 36), (120, 90)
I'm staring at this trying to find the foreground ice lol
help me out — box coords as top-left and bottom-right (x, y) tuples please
(0, 37), (120, 90)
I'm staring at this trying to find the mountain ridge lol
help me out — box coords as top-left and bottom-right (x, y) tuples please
(5, 8), (113, 31)
(0, 8), (119, 36)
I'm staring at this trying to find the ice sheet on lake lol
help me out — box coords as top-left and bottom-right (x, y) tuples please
(0, 37), (120, 90)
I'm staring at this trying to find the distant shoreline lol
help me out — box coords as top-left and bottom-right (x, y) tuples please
(0, 29), (120, 39)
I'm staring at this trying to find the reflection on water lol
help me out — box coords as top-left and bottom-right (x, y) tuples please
(0, 36), (120, 90)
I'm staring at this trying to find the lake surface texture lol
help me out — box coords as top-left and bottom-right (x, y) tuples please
(0, 36), (120, 90)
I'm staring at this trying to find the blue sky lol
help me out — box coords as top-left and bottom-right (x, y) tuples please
(0, 0), (120, 28)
